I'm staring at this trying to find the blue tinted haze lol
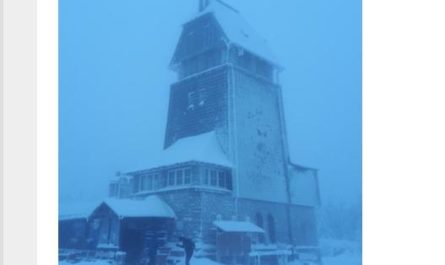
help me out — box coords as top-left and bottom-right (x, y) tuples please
(60, 0), (361, 205)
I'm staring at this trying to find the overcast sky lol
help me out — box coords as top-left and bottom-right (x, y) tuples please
(60, 0), (361, 205)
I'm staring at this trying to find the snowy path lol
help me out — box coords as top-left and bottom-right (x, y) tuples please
(59, 258), (222, 265)
(60, 261), (111, 265)
(59, 254), (361, 265)
(322, 254), (361, 265)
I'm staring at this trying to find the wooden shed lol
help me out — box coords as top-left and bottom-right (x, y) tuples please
(88, 196), (176, 264)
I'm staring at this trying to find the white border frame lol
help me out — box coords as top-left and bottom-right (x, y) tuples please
(2, 0), (58, 264)
(3, 0), (37, 264)
(2, 0), (36, 265)
(365, 1), (445, 264)
(2, 0), (445, 265)
(36, 0), (58, 264)
(0, 0), (3, 261)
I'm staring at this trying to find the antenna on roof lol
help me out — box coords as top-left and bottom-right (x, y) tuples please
(199, 0), (239, 14)
(198, 0), (212, 12)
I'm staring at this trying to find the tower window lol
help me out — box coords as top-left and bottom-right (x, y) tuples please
(203, 169), (209, 185)
(198, 88), (206, 106)
(188, 89), (206, 110)
(158, 174), (166, 188)
(218, 171), (226, 188)
(176, 170), (183, 185)
(226, 172), (233, 190)
(142, 175), (153, 191)
(153, 174), (159, 189)
(133, 176), (140, 192)
(210, 170), (217, 186)
(187, 92), (197, 110)
(168, 171), (175, 186)
(184, 168), (192, 184)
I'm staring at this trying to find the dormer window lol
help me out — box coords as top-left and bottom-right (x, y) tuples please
(188, 89), (206, 110)
(187, 91), (197, 110)
(198, 88), (206, 106)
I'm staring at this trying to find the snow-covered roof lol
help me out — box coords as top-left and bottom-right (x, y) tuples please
(59, 201), (99, 221)
(153, 131), (232, 168)
(192, 0), (278, 65)
(103, 196), (176, 219)
(288, 164), (321, 207)
(213, 220), (265, 233)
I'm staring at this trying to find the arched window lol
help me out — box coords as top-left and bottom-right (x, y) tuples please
(255, 213), (265, 243)
(267, 214), (276, 243)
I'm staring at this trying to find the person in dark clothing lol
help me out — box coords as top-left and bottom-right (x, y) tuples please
(177, 236), (195, 265)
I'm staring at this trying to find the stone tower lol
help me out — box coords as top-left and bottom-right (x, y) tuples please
(110, 0), (320, 253)
(165, 0), (290, 204)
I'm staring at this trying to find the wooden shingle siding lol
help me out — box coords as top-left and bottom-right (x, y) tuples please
(165, 66), (229, 148)
(172, 14), (226, 65)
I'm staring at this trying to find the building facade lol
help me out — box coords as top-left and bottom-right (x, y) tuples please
(107, 0), (321, 263)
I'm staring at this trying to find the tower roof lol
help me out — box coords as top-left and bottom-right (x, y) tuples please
(183, 0), (279, 66)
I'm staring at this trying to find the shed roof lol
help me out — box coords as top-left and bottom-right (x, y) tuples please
(190, 0), (278, 65)
(213, 220), (265, 233)
(59, 201), (99, 221)
(288, 163), (321, 207)
(103, 196), (176, 219)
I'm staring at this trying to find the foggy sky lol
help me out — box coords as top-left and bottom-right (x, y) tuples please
(60, 0), (361, 205)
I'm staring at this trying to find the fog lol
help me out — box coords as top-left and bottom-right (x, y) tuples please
(59, 0), (361, 206)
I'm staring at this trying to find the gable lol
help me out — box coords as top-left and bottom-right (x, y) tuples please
(208, 4), (278, 65)
(171, 1), (279, 67)
(171, 14), (226, 65)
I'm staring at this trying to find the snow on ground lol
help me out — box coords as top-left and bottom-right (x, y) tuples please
(59, 261), (111, 265)
(59, 258), (222, 265)
(319, 238), (362, 265)
(60, 255), (360, 265)
(322, 254), (361, 265)
(177, 257), (223, 265)
(286, 253), (360, 265)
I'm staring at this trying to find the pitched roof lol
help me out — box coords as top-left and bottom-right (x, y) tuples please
(155, 131), (232, 168)
(103, 196), (176, 219)
(213, 220), (265, 233)
(191, 0), (278, 65)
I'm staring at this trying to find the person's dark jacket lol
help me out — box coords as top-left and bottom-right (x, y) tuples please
(178, 237), (195, 253)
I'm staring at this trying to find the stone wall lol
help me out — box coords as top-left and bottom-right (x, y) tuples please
(152, 188), (234, 242)
(237, 198), (291, 244)
(140, 189), (318, 247)
(232, 68), (289, 204)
